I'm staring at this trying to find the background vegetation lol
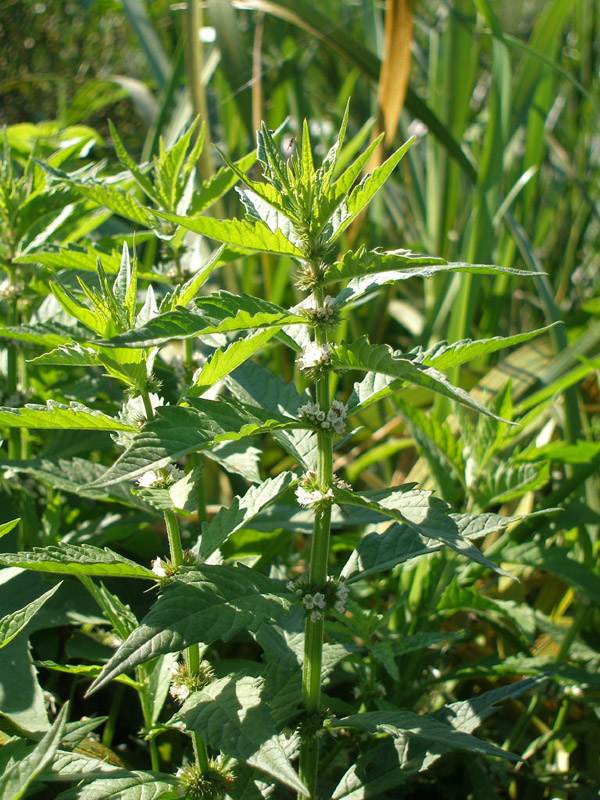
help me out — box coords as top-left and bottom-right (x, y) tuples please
(0, 0), (599, 798)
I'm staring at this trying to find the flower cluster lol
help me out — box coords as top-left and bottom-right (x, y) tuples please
(175, 758), (234, 799)
(287, 576), (350, 621)
(298, 399), (348, 435)
(300, 294), (338, 325)
(169, 660), (215, 704)
(296, 341), (332, 376)
(151, 550), (204, 582)
(136, 463), (185, 489)
(295, 471), (334, 508)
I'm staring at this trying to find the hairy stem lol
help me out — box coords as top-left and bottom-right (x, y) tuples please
(299, 288), (334, 799)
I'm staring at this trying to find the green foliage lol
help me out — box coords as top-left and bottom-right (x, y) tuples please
(1, 6), (598, 796)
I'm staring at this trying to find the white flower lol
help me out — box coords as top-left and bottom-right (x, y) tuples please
(334, 600), (346, 614)
(151, 558), (167, 578)
(295, 485), (334, 507)
(170, 683), (190, 702)
(310, 610), (323, 622)
(298, 402), (320, 417)
(303, 594), (315, 610)
(333, 474), (352, 491)
(137, 470), (161, 488)
(297, 342), (332, 372)
(313, 592), (326, 609)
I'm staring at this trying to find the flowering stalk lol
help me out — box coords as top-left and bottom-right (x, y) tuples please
(299, 283), (335, 799)
(140, 391), (210, 775)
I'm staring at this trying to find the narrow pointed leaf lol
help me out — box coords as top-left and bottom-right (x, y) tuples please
(87, 566), (292, 693)
(0, 322), (86, 347)
(0, 401), (136, 431)
(109, 120), (158, 202)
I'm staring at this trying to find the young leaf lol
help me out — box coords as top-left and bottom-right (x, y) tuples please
(87, 565), (292, 693)
(0, 518), (20, 541)
(0, 545), (154, 580)
(0, 321), (85, 347)
(0, 401), (136, 431)
(174, 675), (307, 794)
(0, 583), (62, 649)
(0, 703), (68, 800)
(108, 119), (158, 203)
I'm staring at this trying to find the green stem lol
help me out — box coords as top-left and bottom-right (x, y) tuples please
(137, 667), (161, 771)
(141, 389), (210, 773)
(299, 295), (334, 798)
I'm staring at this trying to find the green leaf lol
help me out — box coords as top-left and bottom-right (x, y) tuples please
(0, 458), (156, 512)
(341, 522), (444, 582)
(84, 398), (303, 488)
(18, 243), (166, 282)
(414, 325), (559, 371)
(54, 771), (177, 800)
(135, 467), (203, 514)
(36, 661), (138, 689)
(329, 138), (415, 240)
(109, 120), (159, 203)
(194, 472), (297, 558)
(0, 519), (20, 541)
(325, 246), (535, 285)
(0, 703), (68, 800)
(190, 150), (256, 216)
(112, 243), (137, 327)
(336, 337), (511, 423)
(502, 542), (600, 604)
(188, 329), (279, 397)
(0, 321), (85, 347)
(175, 675), (307, 794)
(87, 565), (292, 693)
(0, 583), (62, 649)
(99, 305), (305, 349)
(331, 709), (519, 761)
(334, 488), (512, 578)
(0, 545), (154, 580)
(166, 244), (240, 309)
(0, 401), (136, 431)
(68, 181), (157, 228)
(28, 341), (100, 368)
(153, 212), (304, 257)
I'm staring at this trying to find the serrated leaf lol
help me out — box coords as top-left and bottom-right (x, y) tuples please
(0, 583), (62, 649)
(413, 325), (558, 371)
(0, 458), (156, 512)
(190, 150), (256, 216)
(18, 244), (165, 282)
(341, 522), (444, 582)
(335, 488), (512, 578)
(68, 181), (157, 228)
(99, 305), (305, 349)
(324, 246), (536, 285)
(29, 341), (100, 367)
(54, 771), (178, 800)
(135, 467), (202, 514)
(36, 661), (138, 689)
(175, 675), (307, 794)
(194, 472), (296, 558)
(85, 398), (303, 488)
(109, 120), (159, 203)
(331, 710), (519, 761)
(0, 321), (84, 347)
(482, 461), (550, 506)
(0, 401), (135, 431)
(41, 748), (123, 781)
(336, 337), (512, 423)
(153, 212), (303, 257)
(0, 545), (154, 580)
(87, 566), (292, 693)
(329, 138), (414, 240)
(188, 329), (279, 397)
(0, 703), (68, 800)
